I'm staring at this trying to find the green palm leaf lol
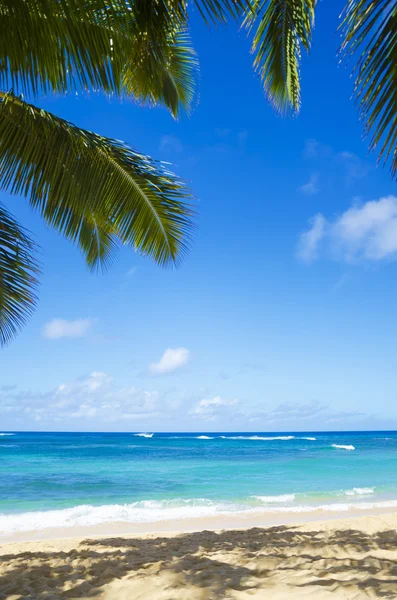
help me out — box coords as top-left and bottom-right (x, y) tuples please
(0, 0), (134, 95)
(246, 0), (316, 115)
(340, 0), (397, 177)
(193, 0), (250, 23)
(0, 204), (40, 346)
(0, 0), (198, 117)
(0, 92), (193, 270)
(124, 29), (199, 118)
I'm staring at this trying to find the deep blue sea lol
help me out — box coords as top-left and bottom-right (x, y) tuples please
(1, 431), (397, 534)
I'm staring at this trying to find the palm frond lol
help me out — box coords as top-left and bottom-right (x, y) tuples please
(124, 29), (199, 118)
(0, 0), (138, 95)
(0, 203), (40, 346)
(193, 0), (251, 24)
(0, 92), (194, 267)
(340, 0), (397, 177)
(0, 0), (199, 116)
(246, 0), (316, 115)
(62, 206), (120, 271)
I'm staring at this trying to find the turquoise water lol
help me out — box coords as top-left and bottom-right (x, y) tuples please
(1, 431), (397, 533)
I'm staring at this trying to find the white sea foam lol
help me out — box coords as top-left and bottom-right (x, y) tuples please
(222, 435), (296, 441)
(302, 437), (316, 441)
(344, 487), (375, 496)
(196, 436), (214, 439)
(0, 433), (15, 436)
(133, 433), (154, 438)
(2, 497), (397, 533)
(254, 494), (295, 503)
(332, 444), (355, 451)
(0, 499), (230, 533)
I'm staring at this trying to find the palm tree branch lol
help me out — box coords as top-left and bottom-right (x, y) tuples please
(245, 0), (316, 115)
(0, 92), (194, 267)
(0, 0), (142, 95)
(123, 29), (199, 118)
(0, 0), (198, 117)
(192, 0), (251, 23)
(0, 203), (40, 346)
(340, 0), (397, 176)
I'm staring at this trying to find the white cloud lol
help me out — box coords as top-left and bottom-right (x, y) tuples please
(126, 267), (137, 277)
(160, 135), (183, 153)
(42, 318), (93, 340)
(191, 396), (238, 419)
(149, 347), (191, 376)
(299, 173), (319, 195)
(0, 378), (393, 431)
(296, 214), (326, 263)
(298, 196), (397, 263)
(0, 372), (162, 425)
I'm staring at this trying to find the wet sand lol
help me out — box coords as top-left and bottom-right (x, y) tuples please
(1, 512), (397, 599)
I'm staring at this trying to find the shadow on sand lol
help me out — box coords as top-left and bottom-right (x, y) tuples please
(1, 525), (397, 598)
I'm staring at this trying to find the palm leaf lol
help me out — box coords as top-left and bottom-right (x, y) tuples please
(0, 204), (40, 346)
(0, 0), (197, 117)
(0, 0), (136, 95)
(192, 0), (250, 23)
(0, 92), (194, 267)
(245, 0), (316, 115)
(132, 0), (250, 26)
(340, 0), (397, 177)
(124, 29), (199, 118)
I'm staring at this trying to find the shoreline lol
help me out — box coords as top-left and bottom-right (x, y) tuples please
(1, 511), (397, 599)
(2, 504), (397, 544)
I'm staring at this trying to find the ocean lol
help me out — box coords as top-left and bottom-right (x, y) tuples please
(1, 430), (397, 535)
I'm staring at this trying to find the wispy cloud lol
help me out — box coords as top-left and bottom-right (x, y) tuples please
(296, 214), (326, 263)
(297, 195), (397, 263)
(42, 318), (93, 340)
(302, 139), (369, 184)
(215, 127), (231, 137)
(237, 129), (248, 144)
(159, 135), (183, 153)
(338, 151), (368, 183)
(303, 139), (330, 159)
(149, 347), (191, 376)
(0, 372), (160, 425)
(126, 266), (137, 277)
(299, 173), (319, 195)
(0, 378), (392, 430)
(191, 396), (238, 420)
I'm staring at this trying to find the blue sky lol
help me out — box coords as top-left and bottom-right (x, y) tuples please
(2, 1), (397, 432)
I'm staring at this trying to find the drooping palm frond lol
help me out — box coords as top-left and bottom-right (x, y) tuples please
(0, 0), (200, 117)
(193, 0), (251, 24)
(124, 29), (199, 118)
(126, 0), (251, 28)
(245, 0), (316, 115)
(0, 204), (40, 346)
(0, 0), (135, 95)
(0, 92), (194, 268)
(340, 0), (397, 177)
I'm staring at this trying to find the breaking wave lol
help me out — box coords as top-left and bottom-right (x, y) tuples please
(2, 496), (397, 533)
(253, 494), (296, 503)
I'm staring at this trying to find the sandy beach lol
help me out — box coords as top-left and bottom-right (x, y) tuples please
(1, 513), (397, 599)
